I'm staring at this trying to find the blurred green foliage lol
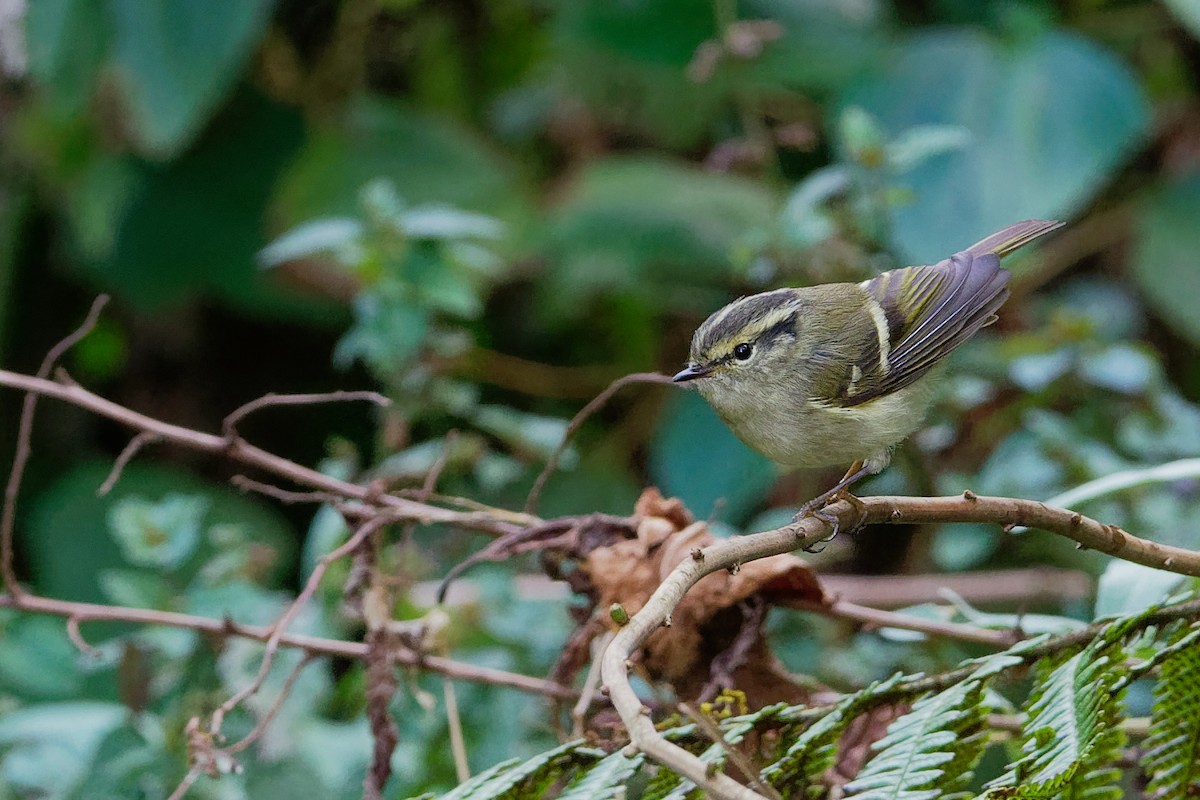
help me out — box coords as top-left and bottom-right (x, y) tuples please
(3, 0), (1200, 796)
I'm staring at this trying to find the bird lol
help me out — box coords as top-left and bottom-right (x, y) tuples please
(672, 219), (1063, 525)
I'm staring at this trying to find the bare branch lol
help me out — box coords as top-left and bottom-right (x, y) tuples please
(600, 493), (1200, 800)
(207, 513), (397, 737)
(525, 372), (674, 514)
(2, 296), (109, 600)
(66, 615), (103, 658)
(230, 474), (347, 506)
(572, 630), (613, 739)
(0, 369), (528, 538)
(820, 568), (1092, 608)
(797, 598), (1020, 648)
(98, 431), (162, 496)
(226, 653), (318, 755)
(681, 703), (782, 800)
(222, 390), (390, 440)
(444, 676), (470, 783)
(0, 592), (576, 699)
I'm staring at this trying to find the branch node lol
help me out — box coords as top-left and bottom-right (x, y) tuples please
(690, 547), (704, 562)
(66, 616), (102, 658)
(962, 489), (978, 501)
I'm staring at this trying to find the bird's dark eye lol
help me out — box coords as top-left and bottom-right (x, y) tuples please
(733, 342), (754, 361)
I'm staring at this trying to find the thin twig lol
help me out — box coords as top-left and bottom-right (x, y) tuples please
(208, 514), (398, 737)
(164, 768), (202, 800)
(2, 296), (109, 600)
(230, 475), (347, 506)
(0, 593), (577, 698)
(98, 431), (162, 496)
(401, 430), (457, 549)
(222, 390), (390, 439)
(681, 703), (783, 800)
(524, 372), (674, 514)
(797, 598), (1020, 648)
(0, 370), (530, 538)
(572, 630), (614, 739)
(226, 653), (318, 755)
(66, 615), (102, 658)
(444, 675), (470, 783)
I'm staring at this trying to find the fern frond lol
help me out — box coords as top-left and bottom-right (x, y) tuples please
(761, 673), (906, 796)
(654, 718), (758, 800)
(1141, 628), (1200, 799)
(842, 654), (1021, 800)
(554, 750), (644, 799)
(983, 635), (1127, 799)
(430, 741), (585, 800)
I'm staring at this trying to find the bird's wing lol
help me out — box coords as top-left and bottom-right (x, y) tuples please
(831, 249), (1010, 407)
(814, 220), (1060, 408)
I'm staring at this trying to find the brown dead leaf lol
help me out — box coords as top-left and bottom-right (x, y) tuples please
(582, 487), (825, 707)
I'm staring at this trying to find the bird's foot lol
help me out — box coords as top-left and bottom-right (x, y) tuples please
(793, 489), (867, 553)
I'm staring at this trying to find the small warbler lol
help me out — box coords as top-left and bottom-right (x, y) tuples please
(673, 219), (1063, 519)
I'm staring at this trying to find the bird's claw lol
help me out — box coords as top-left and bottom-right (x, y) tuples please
(793, 491), (867, 553)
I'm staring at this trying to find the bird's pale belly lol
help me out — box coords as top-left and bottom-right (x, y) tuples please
(701, 381), (937, 471)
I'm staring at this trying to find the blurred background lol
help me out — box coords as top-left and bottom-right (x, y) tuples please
(2, 0), (1200, 797)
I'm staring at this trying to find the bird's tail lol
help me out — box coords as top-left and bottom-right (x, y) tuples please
(965, 219), (1064, 258)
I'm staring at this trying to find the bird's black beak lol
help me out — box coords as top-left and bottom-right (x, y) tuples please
(672, 364), (712, 383)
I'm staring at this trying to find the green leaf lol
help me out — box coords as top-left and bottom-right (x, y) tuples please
(334, 291), (430, 371)
(85, 91), (320, 319)
(1077, 343), (1158, 394)
(473, 406), (574, 464)
(1094, 561), (1186, 620)
(436, 741), (584, 800)
(257, 217), (364, 268)
(842, 28), (1148, 263)
(541, 156), (777, 315)
(0, 616), (87, 699)
(275, 96), (525, 226)
(24, 0), (110, 116)
(649, 390), (776, 524)
(106, 0), (276, 156)
(556, 750), (645, 799)
(1141, 633), (1200, 799)
(0, 702), (127, 798)
(844, 656), (1018, 800)
(107, 493), (208, 569)
(658, 720), (755, 800)
(97, 568), (174, 609)
(984, 639), (1127, 798)
(1164, 0), (1200, 41)
(401, 204), (505, 241)
(1132, 173), (1200, 346)
(762, 673), (907, 794)
(23, 460), (295, 605)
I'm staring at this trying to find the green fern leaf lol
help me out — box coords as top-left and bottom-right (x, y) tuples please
(842, 654), (1021, 800)
(433, 741), (585, 800)
(554, 750), (645, 799)
(432, 758), (522, 800)
(655, 718), (758, 800)
(983, 636), (1127, 800)
(762, 673), (906, 797)
(1141, 629), (1200, 799)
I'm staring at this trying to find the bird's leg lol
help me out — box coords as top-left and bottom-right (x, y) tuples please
(794, 460), (872, 551)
